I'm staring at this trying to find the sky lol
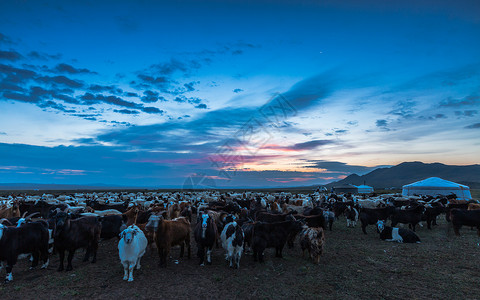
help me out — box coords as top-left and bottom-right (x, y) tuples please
(0, 0), (479, 188)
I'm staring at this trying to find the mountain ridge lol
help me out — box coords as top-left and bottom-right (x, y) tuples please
(325, 161), (480, 189)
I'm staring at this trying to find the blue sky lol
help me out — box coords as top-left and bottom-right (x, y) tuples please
(0, 0), (479, 187)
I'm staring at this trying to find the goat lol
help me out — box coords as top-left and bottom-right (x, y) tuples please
(194, 213), (217, 266)
(118, 225), (147, 282)
(146, 215), (191, 267)
(0, 221), (50, 282)
(220, 216), (244, 269)
(299, 226), (325, 264)
(53, 212), (102, 271)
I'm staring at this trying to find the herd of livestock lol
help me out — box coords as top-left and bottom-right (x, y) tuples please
(1, 190), (479, 283)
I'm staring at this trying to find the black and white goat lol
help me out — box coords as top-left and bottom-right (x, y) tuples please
(194, 213), (217, 266)
(0, 220), (50, 283)
(376, 221), (421, 243)
(220, 215), (244, 269)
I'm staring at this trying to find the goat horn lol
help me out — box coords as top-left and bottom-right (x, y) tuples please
(25, 212), (40, 220)
(21, 211), (28, 218)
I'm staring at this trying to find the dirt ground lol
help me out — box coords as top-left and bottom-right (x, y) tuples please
(1, 215), (479, 300)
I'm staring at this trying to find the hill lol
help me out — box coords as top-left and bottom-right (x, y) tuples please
(326, 161), (480, 189)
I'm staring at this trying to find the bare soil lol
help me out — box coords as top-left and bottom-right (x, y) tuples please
(1, 215), (479, 300)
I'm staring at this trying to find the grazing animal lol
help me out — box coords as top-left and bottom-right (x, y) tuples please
(360, 206), (395, 234)
(322, 210), (335, 231)
(99, 215), (126, 240)
(220, 217), (244, 269)
(0, 202), (21, 219)
(423, 203), (444, 229)
(377, 221), (421, 243)
(449, 209), (480, 236)
(299, 226), (325, 264)
(345, 206), (359, 228)
(467, 203), (480, 211)
(53, 212), (102, 271)
(390, 205), (425, 232)
(118, 225), (147, 282)
(146, 215), (191, 267)
(252, 219), (303, 263)
(194, 213), (217, 266)
(0, 221), (50, 283)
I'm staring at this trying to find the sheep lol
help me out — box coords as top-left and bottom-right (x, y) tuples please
(118, 225), (148, 282)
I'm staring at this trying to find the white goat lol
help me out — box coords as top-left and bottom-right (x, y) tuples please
(118, 225), (147, 282)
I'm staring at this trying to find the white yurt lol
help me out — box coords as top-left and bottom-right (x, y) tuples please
(402, 177), (471, 200)
(357, 184), (374, 194)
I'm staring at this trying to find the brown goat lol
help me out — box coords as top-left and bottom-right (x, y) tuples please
(146, 215), (191, 267)
(0, 202), (21, 218)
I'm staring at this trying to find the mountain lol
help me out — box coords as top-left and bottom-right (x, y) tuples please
(326, 162), (480, 189)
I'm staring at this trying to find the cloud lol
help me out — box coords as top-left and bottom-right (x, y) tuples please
(0, 132), (6, 135)
(376, 119), (387, 127)
(440, 95), (479, 107)
(0, 33), (15, 45)
(388, 100), (416, 118)
(141, 106), (164, 114)
(27, 51), (62, 61)
(195, 104), (207, 109)
(88, 84), (123, 94)
(53, 63), (97, 75)
(114, 109), (139, 115)
(291, 140), (334, 150)
(37, 75), (84, 88)
(465, 123), (480, 129)
(233, 88), (243, 93)
(0, 50), (23, 61)
(454, 110), (478, 117)
(141, 90), (161, 103)
(304, 160), (390, 176)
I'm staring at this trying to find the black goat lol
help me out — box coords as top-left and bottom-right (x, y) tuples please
(0, 221), (50, 282)
(53, 212), (102, 271)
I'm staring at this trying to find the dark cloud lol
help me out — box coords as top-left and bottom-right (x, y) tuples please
(465, 123), (480, 129)
(2, 92), (36, 103)
(388, 100), (416, 118)
(440, 95), (479, 107)
(88, 84), (123, 94)
(141, 90), (161, 103)
(304, 160), (390, 176)
(0, 132), (6, 135)
(141, 106), (164, 114)
(80, 93), (141, 109)
(28, 51), (62, 61)
(38, 100), (75, 113)
(376, 119), (388, 127)
(233, 88), (243, 93)
(114, 109), (139, 115)
(37, 75), (84, 88)
(0, 33), (15, 45)
(0, 50), (23, 61)
(454, 110), (478, 117)
(291, 140), (334, 150)
(125, 92), (139, 97)
(184, 81), (197, 92)
(195, 104), (207, 109)
(0, 64), (37, 84)
(53, 63), (97, 75)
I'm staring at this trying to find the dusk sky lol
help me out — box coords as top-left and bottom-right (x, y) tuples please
(1, 0), (479, 188)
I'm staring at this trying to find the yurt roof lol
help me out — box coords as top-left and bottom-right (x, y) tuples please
(402, 177), (469, 189)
